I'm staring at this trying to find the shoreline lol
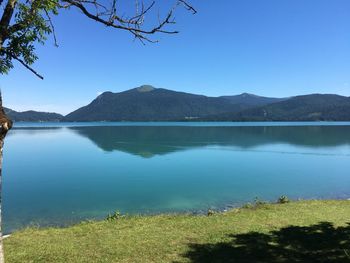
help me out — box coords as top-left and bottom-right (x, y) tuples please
(4, 197), (350, 235)
(5, 199), (350, 262)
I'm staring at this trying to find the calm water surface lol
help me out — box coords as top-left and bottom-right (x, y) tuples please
(3, 122), (350, 233)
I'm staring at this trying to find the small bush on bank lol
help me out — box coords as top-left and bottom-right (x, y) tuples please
(277, 195), (290, 204)
(242, 203), (253, 209)
(254, 197), (267, 206)
(106, 211), (123, 221)
(207, 209), (215, 216)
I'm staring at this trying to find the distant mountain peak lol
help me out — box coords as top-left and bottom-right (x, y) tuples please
(137, 85), (156, 93)
(98, 91), (113, 97)
(240, 92), (258, 97)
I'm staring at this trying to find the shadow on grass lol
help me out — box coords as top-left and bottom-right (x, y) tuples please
(180, 222), (350, 263)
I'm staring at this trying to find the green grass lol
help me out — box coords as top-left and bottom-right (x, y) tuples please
(4, 200), (350, 262)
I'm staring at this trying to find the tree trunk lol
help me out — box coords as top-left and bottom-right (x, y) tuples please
(0, 137), (4, 263)
(0, 94), (12, 263)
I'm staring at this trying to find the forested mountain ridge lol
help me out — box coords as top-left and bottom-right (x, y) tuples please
(62, 85), (289, 121)
(6, 86), (350, 122)
(202, 94), (350, 121)
(4, 108), (63, 122)
(220, 93), (288, 107)
(64, 85), (242, 121)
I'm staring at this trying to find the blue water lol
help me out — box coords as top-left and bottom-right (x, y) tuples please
(3, 122), (350, 233)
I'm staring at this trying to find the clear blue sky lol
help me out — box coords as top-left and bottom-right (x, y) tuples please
(1, 0), (350, 114)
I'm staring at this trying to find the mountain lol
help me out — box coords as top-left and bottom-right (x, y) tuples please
(220, 93), (287, 107)
(203, 94), (350, 121)
(64, 85), (238, 121)
(10, 86), (350, 122)
(4, 108), (63, 122)
(63, 85), (290, 122)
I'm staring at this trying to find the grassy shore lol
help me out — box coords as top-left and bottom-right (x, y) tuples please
(4, 200), (350, 262)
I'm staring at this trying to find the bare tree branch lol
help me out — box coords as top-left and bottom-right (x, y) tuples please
(44, 8), (58, 47)
(178, 0), (196, 14)
(61, 0), (195, 43)
(9, 52), (43, 79)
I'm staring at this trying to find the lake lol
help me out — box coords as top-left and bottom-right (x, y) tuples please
(3, 122), (350, 233)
